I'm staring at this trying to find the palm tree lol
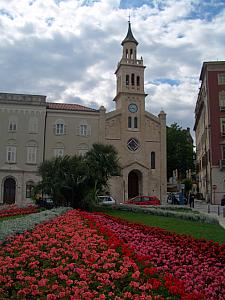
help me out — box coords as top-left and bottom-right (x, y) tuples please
(85, 143), (121, 194)
(36, 143), (121, 209)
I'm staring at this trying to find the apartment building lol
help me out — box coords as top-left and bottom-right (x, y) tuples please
(194, 61), (225, 204)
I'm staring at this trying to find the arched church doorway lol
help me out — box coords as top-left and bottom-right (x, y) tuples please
(3, 177), (16, 204)
(128, 170), (142, 198)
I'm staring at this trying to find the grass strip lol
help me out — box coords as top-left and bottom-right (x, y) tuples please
(101, 209), (225, 244)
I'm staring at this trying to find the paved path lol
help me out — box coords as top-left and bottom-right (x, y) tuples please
(189, 200), (225, 230)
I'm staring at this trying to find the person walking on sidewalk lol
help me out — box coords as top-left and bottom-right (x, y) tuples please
(189, 193), (195, 208)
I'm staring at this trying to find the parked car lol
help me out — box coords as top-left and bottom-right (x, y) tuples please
(36, 195), (54, 209)
(125, 195), (160, 206)
(98, 196), (116, 205)
(167, 193), (187, 205)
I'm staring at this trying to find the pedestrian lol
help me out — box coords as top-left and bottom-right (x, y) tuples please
(172, 193), (176, 205)
(189, 193), (195, 208)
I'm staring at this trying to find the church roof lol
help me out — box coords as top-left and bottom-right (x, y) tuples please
(47, 102), (98, 112)
(121, 21), (138, 46)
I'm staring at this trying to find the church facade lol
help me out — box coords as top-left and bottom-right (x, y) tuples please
(0, 22), (167, 205)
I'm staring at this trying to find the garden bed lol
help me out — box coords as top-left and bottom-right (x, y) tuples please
(0, 209), (201, 299)
(89, 212), (225, 300)
(0, 209), (224, 299)
(0, 204), (39, 219)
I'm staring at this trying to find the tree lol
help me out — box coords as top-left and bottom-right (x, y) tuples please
(85, 143), (121, 194)
(182, 178), (193, 199)
(167, 123), (194, 180)
(36, 143), (121, 210)
(36, 156), (69, 204)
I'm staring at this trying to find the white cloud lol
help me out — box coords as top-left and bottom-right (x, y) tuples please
(0, 0), (225, 135)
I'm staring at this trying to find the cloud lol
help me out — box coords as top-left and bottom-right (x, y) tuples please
(0, 0), (225, 136)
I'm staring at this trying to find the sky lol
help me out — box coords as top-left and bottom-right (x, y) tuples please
(0, 0), (225, 135)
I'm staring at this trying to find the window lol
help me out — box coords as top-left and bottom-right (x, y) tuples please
(127, 138), (140, 151)
(137, 76), (140, 86)
(54, 120), (65, 135)
(131, 73), (135, 86)
(126, 74), (129, 85)
(218, 74), (225, 85)
(56, 123), (64, 135)
(80, 124), (88, 136)
(126, 49), (128, 59)
(26, 182), (34, 198)
(220, 118), (225, 135)
(54, 148), (64, 157)
(134, 117), (138, 128)
(6, 146), (16, 163)
(151, 152), (156, 169)
(128, 116), (132, 128)
(78, 149), (88, 156)
(28, 117), (38, 133)
(8, 117), (17, 132)
(219, 91), (225, 110)
(78, 121), (91, 136)
(77, 143), (88, 156)
(27, 146), (37, 164)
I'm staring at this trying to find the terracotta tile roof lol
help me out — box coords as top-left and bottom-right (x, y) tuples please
(47, 102), (98, 112)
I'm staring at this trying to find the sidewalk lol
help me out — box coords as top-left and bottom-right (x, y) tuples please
(190, 200), (225, 230)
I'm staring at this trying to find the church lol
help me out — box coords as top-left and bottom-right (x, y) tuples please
(0, 22), (167, 205)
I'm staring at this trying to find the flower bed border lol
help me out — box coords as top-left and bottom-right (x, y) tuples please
(0, 207), (72, 243)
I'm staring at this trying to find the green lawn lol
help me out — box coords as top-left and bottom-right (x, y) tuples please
(102, 210), (225, 244)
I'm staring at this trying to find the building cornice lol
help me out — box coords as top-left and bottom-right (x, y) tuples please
(113, 91), (148, 102)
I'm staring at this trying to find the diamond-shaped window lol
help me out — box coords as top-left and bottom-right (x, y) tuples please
(127, 138), (139, 151)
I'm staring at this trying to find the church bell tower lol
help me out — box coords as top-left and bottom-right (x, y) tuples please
(113, 21), (147, 113)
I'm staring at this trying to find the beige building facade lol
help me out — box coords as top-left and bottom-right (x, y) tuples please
(0, 22), (167, 205)
(0, 93), (46, 206)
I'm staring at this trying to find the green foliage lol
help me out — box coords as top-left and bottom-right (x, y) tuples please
(167, 123), (194, 179)
(85, 143), (121, 194)
(36, 143), (121, 210)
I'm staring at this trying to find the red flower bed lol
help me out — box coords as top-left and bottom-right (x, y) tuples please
(0, 210), (200, 299)
(0, 205), (38, 219)
(88, 212), (225, 300)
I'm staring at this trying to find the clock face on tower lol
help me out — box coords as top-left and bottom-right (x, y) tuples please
(128, 103), (138, 113)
